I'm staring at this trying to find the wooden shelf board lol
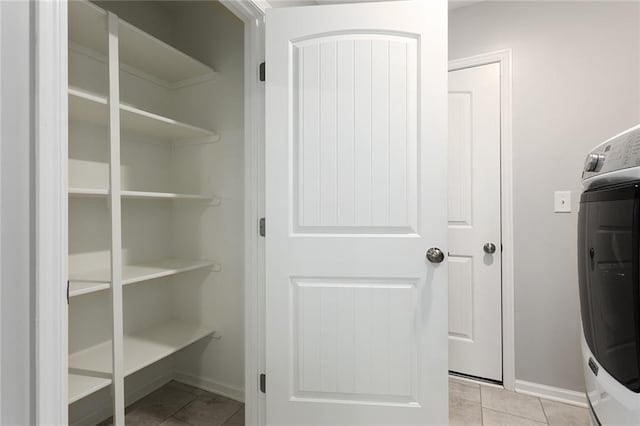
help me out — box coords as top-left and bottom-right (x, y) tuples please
(69, 281), (111, 298)
(68, 0), (215, 86)
(68, 320), (215, 380)
(121, 190), (215, 201)
(121, 258), (217, 285)
(68, 88), (217, 142)
(119, 20), (215, 86)
(68, 88), (108, 127)
(68, 258), (217, 295)
(69, 187), (217, 202)
(68, 0), (108, 59)
(68, 187), (109, 197)
(120, 103), (215, 141)
(69, 373), (112, 405)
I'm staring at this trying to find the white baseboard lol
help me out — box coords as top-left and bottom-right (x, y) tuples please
(71, 373), (173, 426)
(174, 371), (245, 403)
(515, 379), (587, 408)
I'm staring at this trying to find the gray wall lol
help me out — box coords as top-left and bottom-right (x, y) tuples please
(450, 1), (640, 392)
(1, 1), (34, 423)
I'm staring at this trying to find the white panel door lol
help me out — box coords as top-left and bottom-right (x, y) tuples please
(448, 63), (502, 381)
(265, 1), (448, 425)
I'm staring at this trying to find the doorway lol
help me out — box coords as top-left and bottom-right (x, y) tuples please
(447, 51), (515, 388)
(34, 1), (267, 424)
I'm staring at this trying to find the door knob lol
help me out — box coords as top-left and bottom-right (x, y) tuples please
(426, 247), (445, 263)
(484, 243), (496, 254)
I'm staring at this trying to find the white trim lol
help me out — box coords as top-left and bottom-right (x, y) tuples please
(0, 1), (3, 420)
(173, 371), (245, 403)
(220, 0), (270, 19)
(515, 380), (588, 408)
(34, 1), (68, 424)
(217, 2), (267, 426)
(448, 49), (515, 391)
(107, 13), (126, 425)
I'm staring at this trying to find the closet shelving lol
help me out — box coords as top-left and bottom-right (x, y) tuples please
(69, 0), (216, 87)
(68, 187), (110, 197)
(67, 0), (222, 415)
(69, 87), (220, 143)
(68, 320), (216, 404)
(69, 374), (112, 405)
(68, 259), (220, 298)
(69, 187), (220, 203)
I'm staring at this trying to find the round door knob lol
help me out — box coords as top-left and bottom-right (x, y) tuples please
(484, 243), (496, 254)
(426, 247), (445, 263)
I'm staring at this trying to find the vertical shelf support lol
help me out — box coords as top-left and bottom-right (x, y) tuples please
(107, 12), (125, 425)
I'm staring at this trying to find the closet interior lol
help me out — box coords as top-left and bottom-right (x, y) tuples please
(67, 1), (245, 423)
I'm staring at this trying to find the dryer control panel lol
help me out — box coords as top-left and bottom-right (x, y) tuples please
(583, 125), (640, 180)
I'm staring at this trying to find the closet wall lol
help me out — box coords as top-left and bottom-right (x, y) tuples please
(68, 2), (244, 424)
(167, 2), (245, 394)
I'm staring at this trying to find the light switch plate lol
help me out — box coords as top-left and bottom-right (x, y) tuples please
(554, 191), (571, 213)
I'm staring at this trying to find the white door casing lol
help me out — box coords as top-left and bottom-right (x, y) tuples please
(448, 63), (502, 381)
(265, 1), (448, 425)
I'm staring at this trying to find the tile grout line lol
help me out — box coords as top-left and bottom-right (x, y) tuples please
(221, 405), (244, 426)
(539, 397), (551, 425)
(479, 385), (484, 426)
(160, 381), (216, 426)
(480, 385), (551, 425)
(158, 387), (199, 426)
(482, 407), (548, 425)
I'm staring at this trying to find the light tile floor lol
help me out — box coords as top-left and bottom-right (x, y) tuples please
(450, 377), (589, 426)
(98, 381), (244, 426)
(100, 378), (588, 425)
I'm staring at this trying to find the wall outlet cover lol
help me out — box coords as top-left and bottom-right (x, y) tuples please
(554, 191), (571, 213)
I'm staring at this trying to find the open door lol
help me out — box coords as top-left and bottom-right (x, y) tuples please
(265, 1), (448, 424)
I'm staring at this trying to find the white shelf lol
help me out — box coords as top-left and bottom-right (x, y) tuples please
(69, 0), (216, 87)
(121, 190), (219, 202)
(69, 187), (218, 203)
(68, 187), (109, 198)
(120, 103), (217, 141)
(69, 281), (111, 298)
(69, 373), (111, 404)
(68, 87), (108, 125)
(68, 258), (218, 298)
(68, 87), (218, 142)
(68, 320), (215, 403)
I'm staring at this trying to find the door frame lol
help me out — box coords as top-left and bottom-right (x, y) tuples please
(33, 1), (268, 424)
(448, 49), (515, 391)
(219, 2), (268, 425)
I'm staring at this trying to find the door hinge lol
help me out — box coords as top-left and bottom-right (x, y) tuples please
(259, 217), (266, 237)
(259, 373), (266, 393)
(66, 280), (70, 304)
(259, 62), (265, 82)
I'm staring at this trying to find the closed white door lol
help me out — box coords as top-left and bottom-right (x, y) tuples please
(448, 63), (502, 381)
(265, 1), (448, 425)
